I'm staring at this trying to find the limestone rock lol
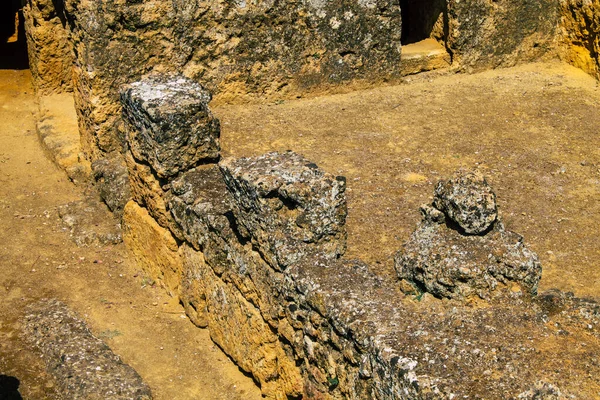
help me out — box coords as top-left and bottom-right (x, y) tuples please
(125, 152), (183, 240)
(395, 172), (541, 300)
(23, 0), (73, 95)
(121, 75), (220, 178)
(122, 201), (183, 298)
(92, 153), (131, 217)
(23, 299), (152, 400)
(181, 245), (303, 399)
(446, 0), (558, 70)
(433, 170), (497, 234)
(219, 151), (347, 270)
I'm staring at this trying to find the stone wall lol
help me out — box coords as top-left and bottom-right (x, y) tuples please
(558, 0), (600, 78)
(23, 0), (73, 94)
(445, 0), (559, 71)
(21, 0), (577, 170)
(51, 0), (403, 162)
(119, 75), (600, 399)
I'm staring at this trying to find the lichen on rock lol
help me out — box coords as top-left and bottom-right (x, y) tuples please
(121, 75), (220, 178)
(395, 170), (541, 300)
(219, 151), (348, 270)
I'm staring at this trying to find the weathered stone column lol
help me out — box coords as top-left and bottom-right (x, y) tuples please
(22, 0), (73, 94)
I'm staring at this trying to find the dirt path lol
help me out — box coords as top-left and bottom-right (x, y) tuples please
(0, 70), (262, 399)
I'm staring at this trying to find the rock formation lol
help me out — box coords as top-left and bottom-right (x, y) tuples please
(396, 170), (542, 300)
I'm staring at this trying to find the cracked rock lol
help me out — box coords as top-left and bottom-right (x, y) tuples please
(395, 171), (541, 300)
(120, 75), (220, 178)
(433, 169), (497, 235)
(219, 151), (347, 270)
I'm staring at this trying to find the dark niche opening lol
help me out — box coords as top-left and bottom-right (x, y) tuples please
(0, 375), (23, 400)
(0, 0), (29, 70)
(399, 0), (447, 45)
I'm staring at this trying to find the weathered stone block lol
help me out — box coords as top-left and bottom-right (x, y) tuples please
(125, 152), (184, 240)
(122, 200), (183, 298)
(433, 170), (497, 235)
(219, 151), (347, 270)
(23, 0), (73, 94)
(92, 152), (132, 217)
(23, 299), (151, 400)
(446, 0), (558, 70)
(395, 171), (541, 300)
(168, 165), (287, 326)
(181, 245), (303, 399)
(121, 75), (220, 178)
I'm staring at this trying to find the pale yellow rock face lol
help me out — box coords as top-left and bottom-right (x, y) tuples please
(181, 245), (304, 400)
(559, 0), (600, 78)
(37, 94), (91, 184)
(122, 201), (183, 298)
(23, 0), (73, 95)
(125, 153), (174, 232)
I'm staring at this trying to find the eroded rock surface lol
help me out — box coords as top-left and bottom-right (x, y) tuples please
(121, 75), (220, 178)
(396, 171), (541, 300)
(23, 299), (152, 400)
(219, 151), (347, 270)
(92, 153), (131, 216)
(433, 170), (497, 234)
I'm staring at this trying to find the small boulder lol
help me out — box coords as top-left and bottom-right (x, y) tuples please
(395, 170), (541, 301)
(433, 170), (497, 234)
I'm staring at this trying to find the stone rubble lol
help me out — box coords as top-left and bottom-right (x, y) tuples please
(395, 170), (541, 300)
(23, 299), (152, 400)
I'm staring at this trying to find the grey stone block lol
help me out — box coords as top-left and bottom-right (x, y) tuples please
(219, 151), (347, 270)
(23, 299), (151, 400)
(121, 75), (220, 178)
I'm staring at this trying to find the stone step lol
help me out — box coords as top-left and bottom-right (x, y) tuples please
(401, 38), (451, 75)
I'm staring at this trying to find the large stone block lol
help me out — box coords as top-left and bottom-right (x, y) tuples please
(121, 75), (220, 178)
(181, 245), (303, 399)
(122, 200), (183, 298)
(446, 0), (558, 70)
(219, 151), (347, 270)
(23, 299), (152, 400)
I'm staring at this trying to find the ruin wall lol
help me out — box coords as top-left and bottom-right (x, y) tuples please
(118, 75), (599, 399)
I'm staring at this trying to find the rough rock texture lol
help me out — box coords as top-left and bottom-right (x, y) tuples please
(395, 171), (541, 300)
(121, 75), (220, 178)
(182, 245), (304, 399)
(56, 0), (402, 162)
(122, 200), (183, 298)
(92, 153), (131, 217)
(125, 152), (181, 239)
(446, 0), (559, 70)
(58, 198), (122, 247)
(432, 170), (497, 234)
(120, 140), (600, 398)
(559, 0), (600, 78)
(23, 299), (152, 400)
(22, 0), (73, 94)
(219, 151), (347, 270)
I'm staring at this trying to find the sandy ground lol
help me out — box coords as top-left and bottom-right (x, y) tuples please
(216, 61), (600, 299)
(0, 70), (262, 399)
(2, 59), (600, 399)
